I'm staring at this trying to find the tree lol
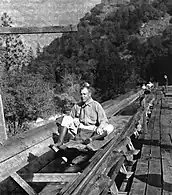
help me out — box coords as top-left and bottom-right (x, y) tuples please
(2, 72), (56, 136)
(1, 13), (30, 72)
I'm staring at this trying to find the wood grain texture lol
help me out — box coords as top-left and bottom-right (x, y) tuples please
(21, 173), (80, 183)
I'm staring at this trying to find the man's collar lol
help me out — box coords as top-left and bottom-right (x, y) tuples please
(85, 97), (93, 106)
(80, 97), (93, 107)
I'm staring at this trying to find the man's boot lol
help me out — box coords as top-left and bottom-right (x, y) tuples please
(50, 126), (68, 152)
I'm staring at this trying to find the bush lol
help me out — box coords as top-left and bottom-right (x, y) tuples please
(2, 72), (56, 135)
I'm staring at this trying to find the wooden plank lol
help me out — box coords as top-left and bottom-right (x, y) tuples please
(150, 145), (161, 159)
(105, 90), (143, 117)
(146, 159), (162, 195)
(0, 122), (57, 163)
(150, 103), (161, 159)
(21, 173), (80, 183)
(129, 159), (149, 195)
(11, 172), (37, 195)
(162, 158), (172, 194)
(141, 144), (151, 159)
(0, 25), (77, 35)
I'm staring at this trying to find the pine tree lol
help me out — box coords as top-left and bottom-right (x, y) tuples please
(1, 13), (30, 72)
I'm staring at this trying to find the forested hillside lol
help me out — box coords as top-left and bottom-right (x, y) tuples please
(1, 0), (172, 136)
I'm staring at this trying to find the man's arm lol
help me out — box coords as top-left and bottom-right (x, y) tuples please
(70, 104), (77, 118)
(95, 102), (109, 135)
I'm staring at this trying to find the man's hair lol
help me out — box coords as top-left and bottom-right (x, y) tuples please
(80, 82), (92, 93)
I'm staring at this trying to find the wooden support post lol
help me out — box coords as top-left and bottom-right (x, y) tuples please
(120, 164), (133, 179)
(10, 172), (37, 195)
(143, 110), (148, 133)
(143, 96), (148, 133)
(110, 182), (118, 195)
(0, 93), (7, 144)
(127, 138), (140, 155)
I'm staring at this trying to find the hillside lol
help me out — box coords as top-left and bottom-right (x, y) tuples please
(0, 0), (101, 53)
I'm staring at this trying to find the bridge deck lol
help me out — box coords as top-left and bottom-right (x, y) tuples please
(130, 91), (172, 195)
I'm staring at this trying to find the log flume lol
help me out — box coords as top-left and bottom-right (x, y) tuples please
(0, 88), (156, 195)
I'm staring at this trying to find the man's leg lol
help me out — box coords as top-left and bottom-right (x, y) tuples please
(50, 115), (74, 152)
(55, 126), (68, 147)
(104, 123), (114, 135)
(50, 125), (68, 152)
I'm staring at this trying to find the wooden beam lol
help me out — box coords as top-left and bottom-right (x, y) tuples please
(0, 25), (77, 35)
(21, 173), (80, 183)
(105, 90), (143, 118)
(0, 94), (7, 144)
(10, 172), (37, 195)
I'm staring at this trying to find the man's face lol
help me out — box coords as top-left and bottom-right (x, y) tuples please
(80, 87), (91, 103)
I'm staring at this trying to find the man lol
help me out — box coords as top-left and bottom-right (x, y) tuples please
(146, 81), (154, 91)
(164, 75), (168, 93)
(50, 82), (114, 152)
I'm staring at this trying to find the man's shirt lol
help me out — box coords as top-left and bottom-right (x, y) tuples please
(70, 98), (108, 126)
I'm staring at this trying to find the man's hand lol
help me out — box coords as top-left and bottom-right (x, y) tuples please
(82, 138), (92, 145)
(73, 118), (80, 127)
(96, 127), (104, 135)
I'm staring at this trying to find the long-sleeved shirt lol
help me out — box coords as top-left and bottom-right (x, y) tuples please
(70, 98), (108, 127)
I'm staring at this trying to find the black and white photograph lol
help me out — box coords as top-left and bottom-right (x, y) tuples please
(0, 0), (172, 194)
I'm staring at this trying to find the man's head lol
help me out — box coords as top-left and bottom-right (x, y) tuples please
(80, 82), (92, 103)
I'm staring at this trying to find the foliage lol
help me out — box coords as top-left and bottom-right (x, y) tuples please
(2, 72), (56, 135)
(1, 13), (32, 72)
(29, 0), (171, 100)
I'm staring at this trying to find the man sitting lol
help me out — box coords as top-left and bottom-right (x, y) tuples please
(50, 82), (114, 152)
